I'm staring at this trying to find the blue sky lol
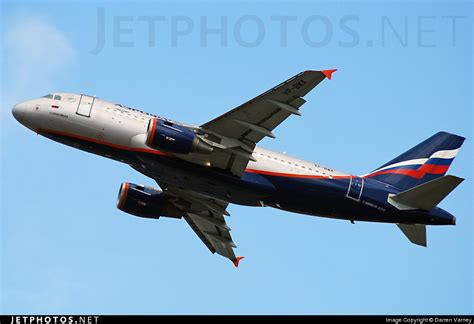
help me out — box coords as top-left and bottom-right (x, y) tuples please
(1, 0), (472, 315)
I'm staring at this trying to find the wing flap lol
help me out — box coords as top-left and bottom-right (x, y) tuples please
(184, 215), (217, 254)
(159, 183), (239, 263)
(185, 211), (237, 261)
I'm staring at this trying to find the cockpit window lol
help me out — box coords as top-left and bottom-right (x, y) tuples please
(42, 94), (54, 99)
(54, 95), (62, 100)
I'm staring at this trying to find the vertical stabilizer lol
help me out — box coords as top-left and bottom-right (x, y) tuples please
(366, 132), (465, 191)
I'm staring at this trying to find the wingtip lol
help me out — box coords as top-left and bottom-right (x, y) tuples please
(321, 69), (338, 80)
(233, 256), (245, 267)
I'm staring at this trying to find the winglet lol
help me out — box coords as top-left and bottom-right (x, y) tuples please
(233, 256), (245, 267)
(321, 69), (337, 80)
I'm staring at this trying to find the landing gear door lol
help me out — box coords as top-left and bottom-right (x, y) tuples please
(76, 94), (95, 117)
(346, 176), (364, 201)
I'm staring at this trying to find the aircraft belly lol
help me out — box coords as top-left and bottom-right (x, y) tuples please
(135, 155), (276, 206)
(40, 131), (138, 164)
(258, 175), (403, 223)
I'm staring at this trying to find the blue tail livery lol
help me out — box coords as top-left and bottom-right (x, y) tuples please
(365, 131), (465, 191)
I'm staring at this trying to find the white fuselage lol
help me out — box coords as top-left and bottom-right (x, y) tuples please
(12, 92), (457, 228)
(12, 92), (349, 179)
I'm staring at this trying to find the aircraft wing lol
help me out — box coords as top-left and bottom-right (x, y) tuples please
(200, 69), (336, 176)
(158, 183), (243, 266)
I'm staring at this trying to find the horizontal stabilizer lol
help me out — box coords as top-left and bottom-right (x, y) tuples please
(397, 224), (427, 247)
(388, 175), (464, 211)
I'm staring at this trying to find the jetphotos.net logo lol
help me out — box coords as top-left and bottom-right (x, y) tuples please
(9, 316), (99, 324)
(90, 7), (469, 54)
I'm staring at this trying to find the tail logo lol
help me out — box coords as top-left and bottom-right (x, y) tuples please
(366, 148), (460, 179)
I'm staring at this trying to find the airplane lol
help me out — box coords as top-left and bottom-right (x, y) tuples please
(12, 69), (465, 267)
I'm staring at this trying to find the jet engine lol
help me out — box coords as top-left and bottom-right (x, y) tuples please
(117, 182), (182, 219)
(146, 118), (213, 154)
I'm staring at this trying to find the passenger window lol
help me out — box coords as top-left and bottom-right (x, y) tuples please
(54, 95), (62, 100)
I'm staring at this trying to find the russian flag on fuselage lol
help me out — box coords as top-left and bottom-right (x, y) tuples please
(365, 132), (465, 191)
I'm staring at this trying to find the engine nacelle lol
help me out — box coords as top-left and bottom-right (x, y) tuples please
(117, 182), (182, 219)
(146, 118), (213, 154)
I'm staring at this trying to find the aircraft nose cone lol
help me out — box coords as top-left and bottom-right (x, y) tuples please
(12, 102), (25, 122)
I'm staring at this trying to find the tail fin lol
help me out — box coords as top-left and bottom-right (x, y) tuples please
(365, 131), (465, 191)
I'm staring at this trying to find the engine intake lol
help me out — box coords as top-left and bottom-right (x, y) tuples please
(146, 118), (213, 154)
(117, 182), (182, 219)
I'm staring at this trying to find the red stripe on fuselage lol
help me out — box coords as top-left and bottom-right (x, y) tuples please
(37, 128), (171, 157)
(246, 168), (351, 179)
(37, 128), (350, 180)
